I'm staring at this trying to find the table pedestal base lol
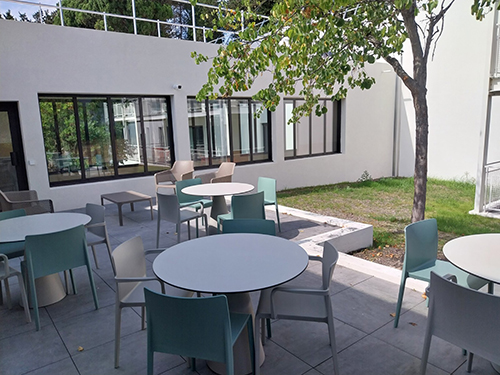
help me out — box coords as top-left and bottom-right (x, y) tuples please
(207, 293), (265, 375)
(206, 196), (229, 234)
(21, 273), (67, 308)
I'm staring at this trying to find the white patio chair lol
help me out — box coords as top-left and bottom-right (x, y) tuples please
(0, 253), (31, 323)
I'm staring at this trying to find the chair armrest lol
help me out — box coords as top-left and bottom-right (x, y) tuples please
(85, 223), (105, 229)
(115, 276), (159, 283)
(144, 248), (166, 256)
(211, 175), (232, 183)
(4, 190), (37, 201)
(180, 170), (194, 180)
(8, 199), (54, 214)
(269, 287), (330, 318)
(0, 254), (9, 277)
(308, 255), (322, 262)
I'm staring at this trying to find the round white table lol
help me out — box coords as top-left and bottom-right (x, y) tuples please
(153, 233), (309, 375)
(443, 233), (500, 284)
(443, 234), (500, 373)
(0, 212), (91, 306)
(181, 182), (254, 223)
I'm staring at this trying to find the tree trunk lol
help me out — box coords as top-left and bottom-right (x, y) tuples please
(411, 88), (429, 222)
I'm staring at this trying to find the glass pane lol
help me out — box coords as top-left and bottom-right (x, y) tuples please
(252, 102), (270, 161)
(325, 100), (334, 153)
(296, 100), (309, 156)
(209, 100), (230, 165)
(311, 100), (325, 154)
(0, 111), (17, 191)
(188, 99), (209, 167)
(39, 97), (82, 184)
(231, 99), (250, 163)
(78, 98), (113, 179)
(112, 98), (144, 176)
(142, 98), (171, 173)
(284, 101), (294, 158)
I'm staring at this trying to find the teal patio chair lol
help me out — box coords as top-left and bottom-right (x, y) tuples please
(156, 192), (207, 246)
(222, 218), (276, 236)
(217, 191), (265, 233)
(175, 178), (212, 219)
(23, 225), (99, 330)
(144, 289), (255, 375)
(421, 272), (500, 374)
(0, 208), (26, 259)
(394, 218), (491, 328)
(258, 177), (281, 232)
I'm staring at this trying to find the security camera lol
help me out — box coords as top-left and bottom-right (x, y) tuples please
(173, 84), (182, 90)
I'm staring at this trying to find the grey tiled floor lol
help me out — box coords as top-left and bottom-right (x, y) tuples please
(1, 201), (498, 375)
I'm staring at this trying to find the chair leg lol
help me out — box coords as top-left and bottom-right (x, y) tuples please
(275, 204), (281, 232)
(326, 305), (340, 375)
(156, 217), (161, 248)
(187, 221), (191, 240)
(105, 238), (116, 275)
(177, 223), (181, 243)
(90, 245), (99, 269)
(195, 217), (199, 238)
(70, 269), (77, 295)
(266, 318), (272, 338)
(488, 281), (494, 294)
(3, 277), (12, 309)
(16, 273), (31, 323)
(204, 214), (208, 236)
(394, 275), (407, 328)
(86, 265), (99, 310)
(114, 304), (122, 368)
(467, 352), (474, 373)
(255, 317), (262, 375)
(141, 306), (146, 330)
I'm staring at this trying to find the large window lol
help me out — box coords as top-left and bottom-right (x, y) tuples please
(188, 97), (271, 168)
(39, 95), (174, 186)
(284, 99), (341, 159)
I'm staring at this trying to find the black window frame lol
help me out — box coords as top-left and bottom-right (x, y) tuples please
(38, 93), (175, 187)
(188, 97), (273, 169)
(284, 98), (342, 160)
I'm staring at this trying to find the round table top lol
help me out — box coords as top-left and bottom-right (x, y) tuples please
(182, 182), (254, 197)
(0, 212), (91, 243)
(443, 233), (500, 284)
(153, 233), (309, 294)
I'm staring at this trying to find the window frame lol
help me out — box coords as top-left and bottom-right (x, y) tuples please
(38, 93), (175, 187)
(284, 98), (342, 160)
(188, 96), (273, 169)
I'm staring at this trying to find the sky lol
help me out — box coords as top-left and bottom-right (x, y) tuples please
(0, 0), (59, 20)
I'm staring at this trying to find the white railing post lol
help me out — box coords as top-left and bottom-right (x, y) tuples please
(104, 13), (107, 31)
(157, 20), (161, 37)
(191, 4), (196, 41)
(59, 3), (64, 26)
(132, 0), (137, 35)
(241, 10), (244, 32)
(38, 2), (42, 23)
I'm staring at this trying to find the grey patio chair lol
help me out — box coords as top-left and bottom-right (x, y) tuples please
(85, 203), (114, 273)
(0, 253), (31, 323)
(196, 162), (235, 184)
(154, 161), (194, 192)
(421, 272), (500, 374)
(111, 236), (192, 368)
(0, 189), (54, 215)
(255, 240), (340, 375)
(156, 191), (208, 246)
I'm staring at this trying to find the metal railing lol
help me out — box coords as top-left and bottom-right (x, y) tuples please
(0, 0), (267, 44)
(483, 160), (500, 211)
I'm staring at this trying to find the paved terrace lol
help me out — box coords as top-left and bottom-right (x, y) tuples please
(1, 201), (497, 375)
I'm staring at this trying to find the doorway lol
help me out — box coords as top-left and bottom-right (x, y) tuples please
(0, 102), (28, 191)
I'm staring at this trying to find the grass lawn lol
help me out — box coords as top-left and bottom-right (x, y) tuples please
(277, 177), (500, 268)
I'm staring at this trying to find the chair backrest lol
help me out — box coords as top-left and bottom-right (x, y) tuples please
(231, 191), (265, 220)
(215, 162), (235, 179)
(427, 272), (500, 364)
(322, 241), (340, 290)
(0, 208), (26, 221)
(404, 218), (438, 272)
(144, 288), (233, 364)
(175, 178), (203, 204)
(112, 236), (147, 301)
(257, 177), (277, 203)
(85, 203), (106, 238)
(171, 160), (194, 181)
(222, 219), (276, 236)
(24, 225), (89, 279)
(157, 192), (181, 223)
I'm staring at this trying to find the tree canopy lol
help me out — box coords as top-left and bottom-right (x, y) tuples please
(193, 0), (499, 221)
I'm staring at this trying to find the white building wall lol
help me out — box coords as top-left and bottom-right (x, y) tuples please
(397, 2), (495, 181)
(0, 19), (396, 211)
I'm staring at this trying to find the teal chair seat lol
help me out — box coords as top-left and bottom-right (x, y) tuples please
(394, 218), (490, 328)
(0, 209), (26, 259)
